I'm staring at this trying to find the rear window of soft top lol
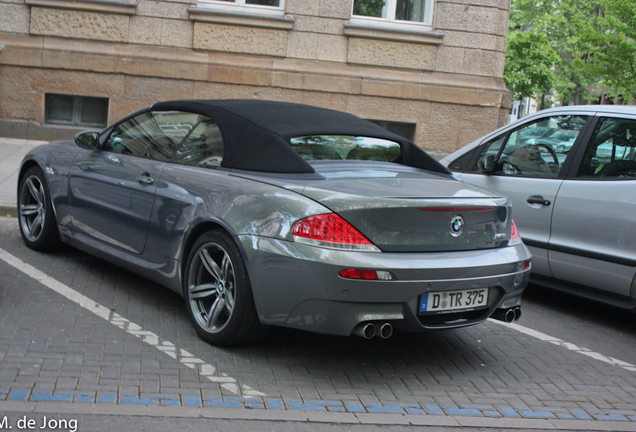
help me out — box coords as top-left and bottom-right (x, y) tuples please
(290, 135), (401, 162)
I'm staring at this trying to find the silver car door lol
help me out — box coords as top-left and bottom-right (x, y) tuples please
(456, 174), (562, 278)
(549, 116), (636, 298)
(69, 110), (198, 254)
(456, 114), (590, 278)
(70, 151), (163, 254)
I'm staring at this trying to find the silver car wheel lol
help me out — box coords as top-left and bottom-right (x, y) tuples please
(19, 174), (47, 242)
(187, 241), (236, 334)
(183, 230), (265, 346)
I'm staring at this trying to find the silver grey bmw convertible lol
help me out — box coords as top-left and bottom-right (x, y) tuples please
(18, 100), (531, 346)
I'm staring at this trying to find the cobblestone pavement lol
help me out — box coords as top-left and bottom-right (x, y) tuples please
(1, 217), (636, 430)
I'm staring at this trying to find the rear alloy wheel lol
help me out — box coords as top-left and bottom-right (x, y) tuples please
(183, 230), (264, 346)
(18, 167), (60, 251)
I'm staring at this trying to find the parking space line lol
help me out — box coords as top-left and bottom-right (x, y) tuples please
(3, 246), (636, 422)
(490, 319), (636, 372)
(0, 247), (267, 397)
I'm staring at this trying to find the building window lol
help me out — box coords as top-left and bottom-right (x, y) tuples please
(197, 0), (284, 16)
(45, 94), (109, 128)
(368, 120), (415, 141)
(352, 0), (433, 27)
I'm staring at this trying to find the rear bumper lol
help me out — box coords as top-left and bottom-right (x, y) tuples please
(239, 236), (531, 336)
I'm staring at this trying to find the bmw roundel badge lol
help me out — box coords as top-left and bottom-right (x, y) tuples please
(449, 215), (464, 237)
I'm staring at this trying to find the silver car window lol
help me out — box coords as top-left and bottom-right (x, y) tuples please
(474, 115), (588, 177)
(290, 135), (401, 162)
(578, 117), (636, 178)
(104, 111), (204, 161)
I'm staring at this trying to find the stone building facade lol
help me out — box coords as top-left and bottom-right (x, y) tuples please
(0, 0), (511, 155)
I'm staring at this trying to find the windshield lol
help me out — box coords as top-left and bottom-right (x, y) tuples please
(289, 135), (401, 162)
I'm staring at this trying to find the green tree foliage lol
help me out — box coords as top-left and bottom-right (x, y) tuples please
(503, 30), (559, 101)
(582, 0), (636, 102)
(507, 0), (603, 105)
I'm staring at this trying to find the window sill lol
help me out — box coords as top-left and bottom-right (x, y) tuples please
(189, 7), (294, 30)
(344, 20), (444, 45)
(25, 0), (137, 15)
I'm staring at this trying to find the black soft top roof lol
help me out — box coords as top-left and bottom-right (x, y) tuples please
(151, 99), (450, 175)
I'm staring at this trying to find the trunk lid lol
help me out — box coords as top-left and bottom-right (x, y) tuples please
(231, 162), (513, 252)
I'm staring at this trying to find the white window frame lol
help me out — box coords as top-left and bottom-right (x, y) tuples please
(197, 0), (285, 17)
(350, 0), (434, 32)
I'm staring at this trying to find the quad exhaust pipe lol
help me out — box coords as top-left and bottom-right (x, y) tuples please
(354, 308), (521, 337)
(353, 322), (393, 339)
(491, 307), (521, 323)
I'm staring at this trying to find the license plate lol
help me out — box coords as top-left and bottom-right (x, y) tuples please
(419, 288), (488, 313)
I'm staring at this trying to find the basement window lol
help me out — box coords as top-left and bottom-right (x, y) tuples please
(45, 94), (109, 128)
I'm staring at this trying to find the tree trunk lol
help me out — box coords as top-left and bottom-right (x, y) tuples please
(573, 87), (581, 105)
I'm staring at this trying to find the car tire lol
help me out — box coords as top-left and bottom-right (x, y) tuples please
(183, 230), (265, 346)
(18, 167), (60, 251)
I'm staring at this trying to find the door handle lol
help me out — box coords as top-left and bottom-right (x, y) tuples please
(527, 196), (551, 206)
(137, 172), (155, 186)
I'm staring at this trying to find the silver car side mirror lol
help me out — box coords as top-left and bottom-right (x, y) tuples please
(74, 131), (100, 150)
(477, 155), (495, 173)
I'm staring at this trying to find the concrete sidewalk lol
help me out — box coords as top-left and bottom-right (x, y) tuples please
(0, 137), (47, 216)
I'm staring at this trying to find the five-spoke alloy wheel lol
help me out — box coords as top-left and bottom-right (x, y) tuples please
(18, 167), (59, 251)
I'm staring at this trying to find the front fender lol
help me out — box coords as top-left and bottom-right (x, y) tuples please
(19, 141), (79, 226)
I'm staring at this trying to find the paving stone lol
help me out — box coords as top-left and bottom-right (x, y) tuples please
(1, 216), (636, 427)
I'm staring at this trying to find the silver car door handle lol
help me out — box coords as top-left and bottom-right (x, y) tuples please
(137, 173), (155, 186)
(527, 196), (551, 206)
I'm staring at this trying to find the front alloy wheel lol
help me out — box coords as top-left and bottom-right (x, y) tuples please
(184, 231), (264, 346)
(18, 167), (59, 251)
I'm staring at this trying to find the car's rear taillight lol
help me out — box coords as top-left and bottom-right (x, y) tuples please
(510, 219), (522, 245)
(292, 213), (380, 252)
(511, 220), (520, 239)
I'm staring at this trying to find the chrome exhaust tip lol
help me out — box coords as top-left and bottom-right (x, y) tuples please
(514, 307), (521, 320)
(353, 322), (376, 339)
(505, 308), (516, 322)
(491, 308), (517, 323)
(378, 323), (393, 339)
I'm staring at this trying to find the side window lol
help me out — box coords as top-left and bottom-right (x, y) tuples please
(173, 117), (224, 167)
(578, 117), (636, 178)
(104, 111), (204, 161)
(474, 115), (587, 177)
(462, 134), (507, 173)
(481, 135), (507, 160)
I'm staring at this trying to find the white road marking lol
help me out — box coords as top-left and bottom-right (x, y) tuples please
(490, 319), (636, 372)
(3, 245), (632, 393)
(0, 247), (268, 397)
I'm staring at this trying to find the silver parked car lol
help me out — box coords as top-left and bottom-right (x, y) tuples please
(18, 100), (531, 346)
(441, 105), (636, 311)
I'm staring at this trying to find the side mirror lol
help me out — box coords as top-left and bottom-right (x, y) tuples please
(74, 131), (100, 150)
(477, 155), (496, 173)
